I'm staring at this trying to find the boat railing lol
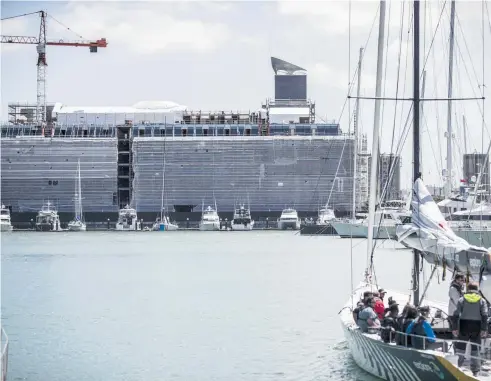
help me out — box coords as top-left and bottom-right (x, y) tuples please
(1, 327), (9, 381)
(365, 326), (491, 363)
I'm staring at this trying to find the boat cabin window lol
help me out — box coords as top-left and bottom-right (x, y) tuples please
(382, 214), (393, 219)
(0, 210), (9, 215)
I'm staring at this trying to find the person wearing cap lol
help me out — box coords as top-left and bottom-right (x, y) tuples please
(406, 306), (436, 349)
(451, 281), (488, 376)
(379, 288), (387, 302)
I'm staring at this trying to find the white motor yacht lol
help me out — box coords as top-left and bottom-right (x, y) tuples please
(199, 205), (220, 231)
(115, 205), (142, 231)
(317, 204), (336, 225)
(231, 204), (254, 231)
(36, 202), (62, 232)
(277, 208), (301, 230)
(0, 205), (13, 232)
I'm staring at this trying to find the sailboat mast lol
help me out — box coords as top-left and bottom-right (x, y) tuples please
(412, 0), (422, 307)
(366, 0), (386, 271)
(352, 47), (364, 219)
(77, 159), (82, 218)
(445, 0), (456, 198)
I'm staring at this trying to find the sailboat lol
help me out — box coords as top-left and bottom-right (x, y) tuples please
(341, 1), (491, 379)
(152, 164), (178, 231)
(68, 159), (86, 231)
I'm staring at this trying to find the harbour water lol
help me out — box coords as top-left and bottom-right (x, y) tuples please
(1, 231), (450, 381)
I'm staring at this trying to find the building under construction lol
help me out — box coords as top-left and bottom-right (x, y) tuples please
(1, 57), (360, 223)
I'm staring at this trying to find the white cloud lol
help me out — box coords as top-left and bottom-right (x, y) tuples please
(3, 2), (232, 55)
(277, 1), (379, 35)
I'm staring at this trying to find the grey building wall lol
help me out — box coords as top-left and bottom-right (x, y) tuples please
(463, 153), (489, 190)
(132, 136), (354, 213)
(1, 138), (118, 213)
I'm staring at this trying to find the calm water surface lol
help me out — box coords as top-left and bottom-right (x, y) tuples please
(1, 231), (450, 381)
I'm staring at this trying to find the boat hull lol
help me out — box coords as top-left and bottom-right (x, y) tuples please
(299, 223), (336, 235)
(0, 223), (12, 232)
(153, 223), (179, 231)
(341, 283), (475, 381)
(199, 222), (220, 231)
(36, 223), (55, 232)
(67, 222), (87, 231)
(231, 221), (254, 231)
(278, 220), (300, 230)
(331, 221), (397, 239)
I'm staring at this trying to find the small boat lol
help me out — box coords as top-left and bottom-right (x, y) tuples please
(36, 202), (62, 231)
(152, 214), (179, 231)
(115, 205), (142, 231)
(317, 204), (336, 225)
(0, 205), (13, 232)
(231, 204), (254, 231)
(277, 208), (301, 230)
(68, 159), (86, 231)
(152, 163), (178, 231)
(199, 204), (220, 231)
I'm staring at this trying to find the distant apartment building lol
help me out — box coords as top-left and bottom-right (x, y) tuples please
(463, 153), (489, 191)
(367, 153), (402, 203)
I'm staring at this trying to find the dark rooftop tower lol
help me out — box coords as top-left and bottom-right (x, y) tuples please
(271, 57), (307, 101)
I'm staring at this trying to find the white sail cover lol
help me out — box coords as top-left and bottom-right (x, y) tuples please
(396, 178), (482, 254)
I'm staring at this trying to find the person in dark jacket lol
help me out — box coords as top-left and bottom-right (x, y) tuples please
(396, 305), (417, 346)
(448, 273), (465, 320)
(353, 291), (373, 322)
(381, 303), (399, 343)
(452, 281), (488, 376)
(406, 306), (436, 349)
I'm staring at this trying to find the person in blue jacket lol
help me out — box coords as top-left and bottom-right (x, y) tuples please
(405, 305), (436, 349)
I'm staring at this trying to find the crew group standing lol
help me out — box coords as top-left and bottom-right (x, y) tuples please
(353, 276), (490, 377)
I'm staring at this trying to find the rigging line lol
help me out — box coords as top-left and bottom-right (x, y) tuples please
(486, 1), (491, 34)
(453, 29), (491, 138)
(326, 137), (348, 206)
(455, 11), (482, 87)
(379, 0), (391, 139)
(348, 0), (355, 305)
(0, 11), (40, 21)
(388, 2), (406, 189)
(336, 3), (380, 125)
(482, 0), (486, 156)
(47, 14), (85, 39)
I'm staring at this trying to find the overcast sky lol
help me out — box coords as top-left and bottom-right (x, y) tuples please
(1, 0), (490, 189)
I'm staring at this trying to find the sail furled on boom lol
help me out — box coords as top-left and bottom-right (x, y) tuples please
(397, 178), (491, 301)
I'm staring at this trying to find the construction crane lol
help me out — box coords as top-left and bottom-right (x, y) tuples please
(1, 10), (107, 126)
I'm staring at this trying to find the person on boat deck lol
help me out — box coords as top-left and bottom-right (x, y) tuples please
(352, 291), (373, 322)
(357, 297), (380, 333)
(380, 303), (400, 343)
(448, 273), (465, 321)
(378, 288), (387, 303)
(396, 305), (418, 346)
(406, 305), (436, 349)
(451, 281), (488, 376)
(372, 292), (385, 320)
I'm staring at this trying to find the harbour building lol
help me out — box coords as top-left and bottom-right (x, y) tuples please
(1, 57), (357, 223)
